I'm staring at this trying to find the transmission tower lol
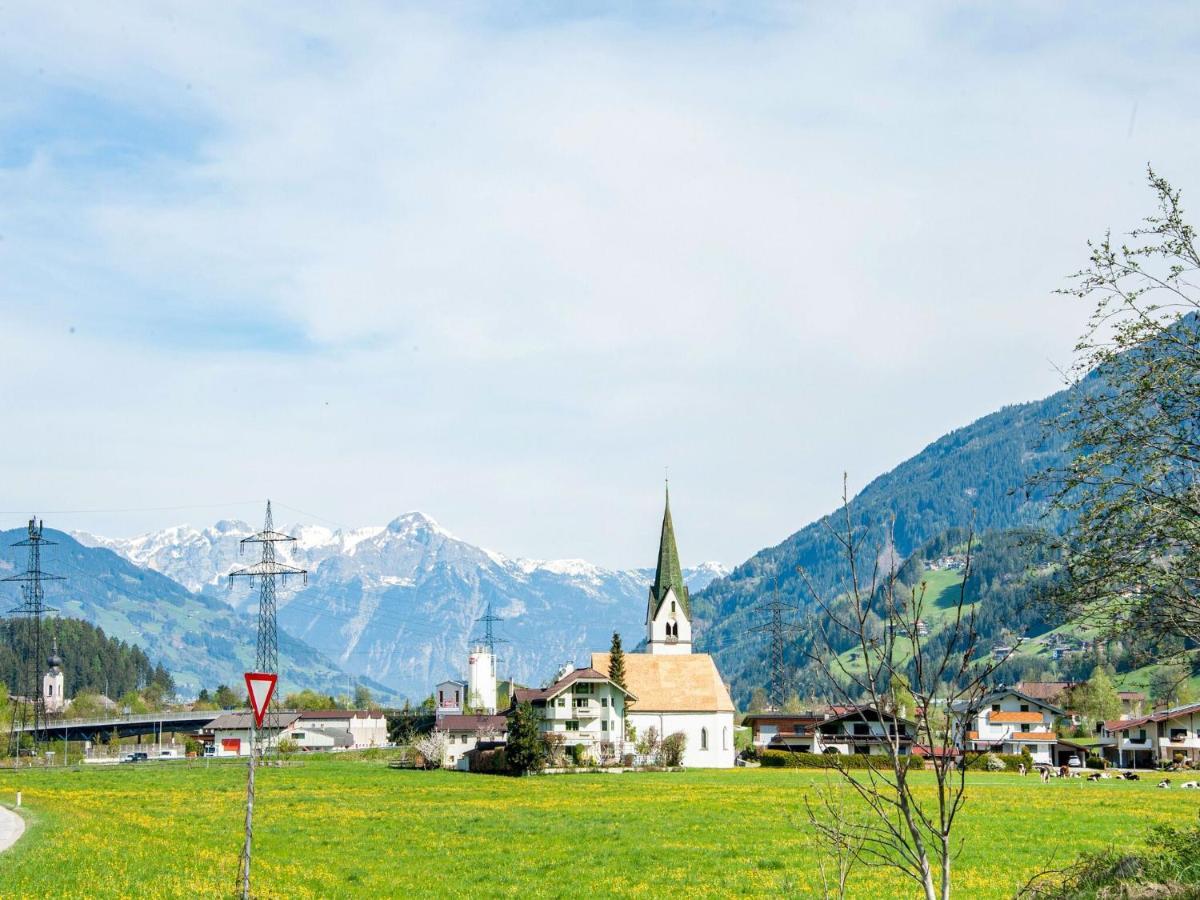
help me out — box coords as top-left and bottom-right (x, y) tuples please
(471, 599), (508, 656)
(228, 501), (307, 899)
(750, 573), (797, 709)
(5, 517), (62, 759)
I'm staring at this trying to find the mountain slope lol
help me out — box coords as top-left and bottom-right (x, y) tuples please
(694, 387), (1075, 700)
(0, 528), (367, 698)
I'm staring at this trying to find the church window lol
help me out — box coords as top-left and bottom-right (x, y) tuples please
(701, 727), (708, 750)
(671, 600), (676, 614)
(722, 727), (729, 751)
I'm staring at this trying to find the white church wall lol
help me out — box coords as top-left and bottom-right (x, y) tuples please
(627, 711), (736, 768)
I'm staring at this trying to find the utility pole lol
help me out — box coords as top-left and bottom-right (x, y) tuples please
(228, 500), (306, 899)
(750, 572), (797, 709)
(5, 517), (62, 761)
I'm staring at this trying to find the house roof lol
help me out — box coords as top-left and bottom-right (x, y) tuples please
(1104, 702), (1200, 734)
(205, 712), (300, 731)
(1014, 681), (1078, 701)
(590, 652), (734, 713)
(296, 709), (385, 721)
(1117, 691), (1145, 701)
(741, 713), (826, 725)
(953, 687), (1066, 717)
(512, 667), (636, 706)
(438, 714), (508, 732)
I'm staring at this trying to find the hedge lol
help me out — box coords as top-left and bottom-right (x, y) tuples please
(759, 750), (920, 770)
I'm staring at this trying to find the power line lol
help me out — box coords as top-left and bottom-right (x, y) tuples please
(749, 572), (799, 708)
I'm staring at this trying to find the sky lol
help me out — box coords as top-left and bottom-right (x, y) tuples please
(1, 2), (1198, 569)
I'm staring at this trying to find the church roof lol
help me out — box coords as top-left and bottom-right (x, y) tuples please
(648, 486), (689, 620)
(591, 652), (734, 713)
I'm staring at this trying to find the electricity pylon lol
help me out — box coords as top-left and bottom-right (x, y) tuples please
(750, 573), (797, 709)
(5, 517), (62, 760)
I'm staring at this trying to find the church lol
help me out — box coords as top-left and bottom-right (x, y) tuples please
(591, 488), (736, 768)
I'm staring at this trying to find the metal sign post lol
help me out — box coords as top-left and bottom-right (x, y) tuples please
(237, 672), (277, 899)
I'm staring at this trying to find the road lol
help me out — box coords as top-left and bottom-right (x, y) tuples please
(0, 804), (25, 853)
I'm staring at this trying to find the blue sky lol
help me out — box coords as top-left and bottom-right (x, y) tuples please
(1, 2), (1198, 568)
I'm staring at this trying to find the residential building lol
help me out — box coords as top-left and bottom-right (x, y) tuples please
(294, 710), (389, 749)
(201, 712), (301, 757)
(743, 707), (914, 756)
(511, 667), (634, 762)
(950, 687), (1065, 765)
(438, 713), (508, 769)
(435, 680), (466, 721)
(1099, 703), (1200, 769)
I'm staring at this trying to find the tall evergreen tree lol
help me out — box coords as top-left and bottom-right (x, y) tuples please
(608, 632), (626, 689)
(506, 700), (546, 775)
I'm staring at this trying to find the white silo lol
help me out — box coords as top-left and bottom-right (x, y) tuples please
(467, 646), (497, 713)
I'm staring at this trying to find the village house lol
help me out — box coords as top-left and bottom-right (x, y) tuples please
(201, 711), (301, 757)
(435, 679), (466, 720)
(511, 667), (634, 763)
(743, 707), (915, 756)
(1098, 702), (1200, 769)
(291, 709), (389, 749)
(438, 713), (508, 768)
(950, 687), (1064, 765)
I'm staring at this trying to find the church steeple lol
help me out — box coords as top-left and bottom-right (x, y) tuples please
(649, 483), (689, 620)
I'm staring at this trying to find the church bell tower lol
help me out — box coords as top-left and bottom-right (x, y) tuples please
(646, 485), (692, 655)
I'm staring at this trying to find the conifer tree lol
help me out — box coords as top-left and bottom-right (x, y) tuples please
(506, 700), (546, 775)
(608, 632), (626, 689)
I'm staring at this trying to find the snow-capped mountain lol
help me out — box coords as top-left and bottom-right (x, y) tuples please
(75, 513), (728, 699)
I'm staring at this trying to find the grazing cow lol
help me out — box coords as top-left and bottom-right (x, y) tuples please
(1018, 763), (1026, 777)
(1122, 772), (1140, 781)
(1158, 779), (1171, 788)
(1059, 765), (1070, 779)
(1087, 772), (1102, 781)
(1181, 781), (1198, 789)
(1039, 767), (1051, 783)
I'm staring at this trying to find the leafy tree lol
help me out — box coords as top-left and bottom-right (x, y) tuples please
(1069, 667), (1121, 726)
(353, 685), (373, 710)
(748, 687), (769, 713)
(214, 684), (242, 709)
(1044, 168), (1200, 648)
(69, 692), (109, 718)
(505, 701), (546, 775)
(608, 632), (626, 690)
(197, 688), (211, 704)
(889, 674), (917, 720)
(283, 689), (340, 710)
(1150, 664), (1196, 706)
(782, 692), (804, 714)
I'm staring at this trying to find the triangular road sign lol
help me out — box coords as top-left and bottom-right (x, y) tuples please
(245, 672), (278, 728)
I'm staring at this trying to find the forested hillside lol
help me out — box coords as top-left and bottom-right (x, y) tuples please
(694, 384), (1079, 701)
(0, 616), (174, 700)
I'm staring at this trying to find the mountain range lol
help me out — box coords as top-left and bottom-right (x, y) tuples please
(73, 513), (727, 699)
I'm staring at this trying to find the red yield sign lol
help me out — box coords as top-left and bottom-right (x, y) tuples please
(244, 672), (278, 728)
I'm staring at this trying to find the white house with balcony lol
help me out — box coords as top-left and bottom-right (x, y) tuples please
(743, 707), (914, 756)
(950, 687), (1064, 765)
(512, 666), (634, 762)
(1099, 703), (1200, 769)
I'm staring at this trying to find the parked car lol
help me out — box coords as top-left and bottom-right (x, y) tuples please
(121, 751), (149, 763)
(1065, 755), (1082, 768)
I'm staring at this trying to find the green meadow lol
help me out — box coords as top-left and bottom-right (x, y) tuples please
(1, 756), (1196, 898)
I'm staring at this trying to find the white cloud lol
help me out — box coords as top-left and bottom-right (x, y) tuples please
(1, 3), (1198, 567)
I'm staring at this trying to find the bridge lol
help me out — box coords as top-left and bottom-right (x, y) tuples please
(14, 710), (223, 743)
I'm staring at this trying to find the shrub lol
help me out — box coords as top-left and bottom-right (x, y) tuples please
(758, 750), (920, 770)
(963, 753), (1027, 772)
(1020, 746), (1034, 772)
(472, 748), (508, 774)
(1085, 755), (1106, 770)
(659, 732), (687, 767)
(621, 753), (635, 767)
(985, 753), (1006, 771)
(568, 743), (586, 766)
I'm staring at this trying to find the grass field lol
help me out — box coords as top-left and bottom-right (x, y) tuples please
(1, 756), (1198, 898)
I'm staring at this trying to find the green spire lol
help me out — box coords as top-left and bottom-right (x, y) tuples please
(649, 484), (689, 618)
